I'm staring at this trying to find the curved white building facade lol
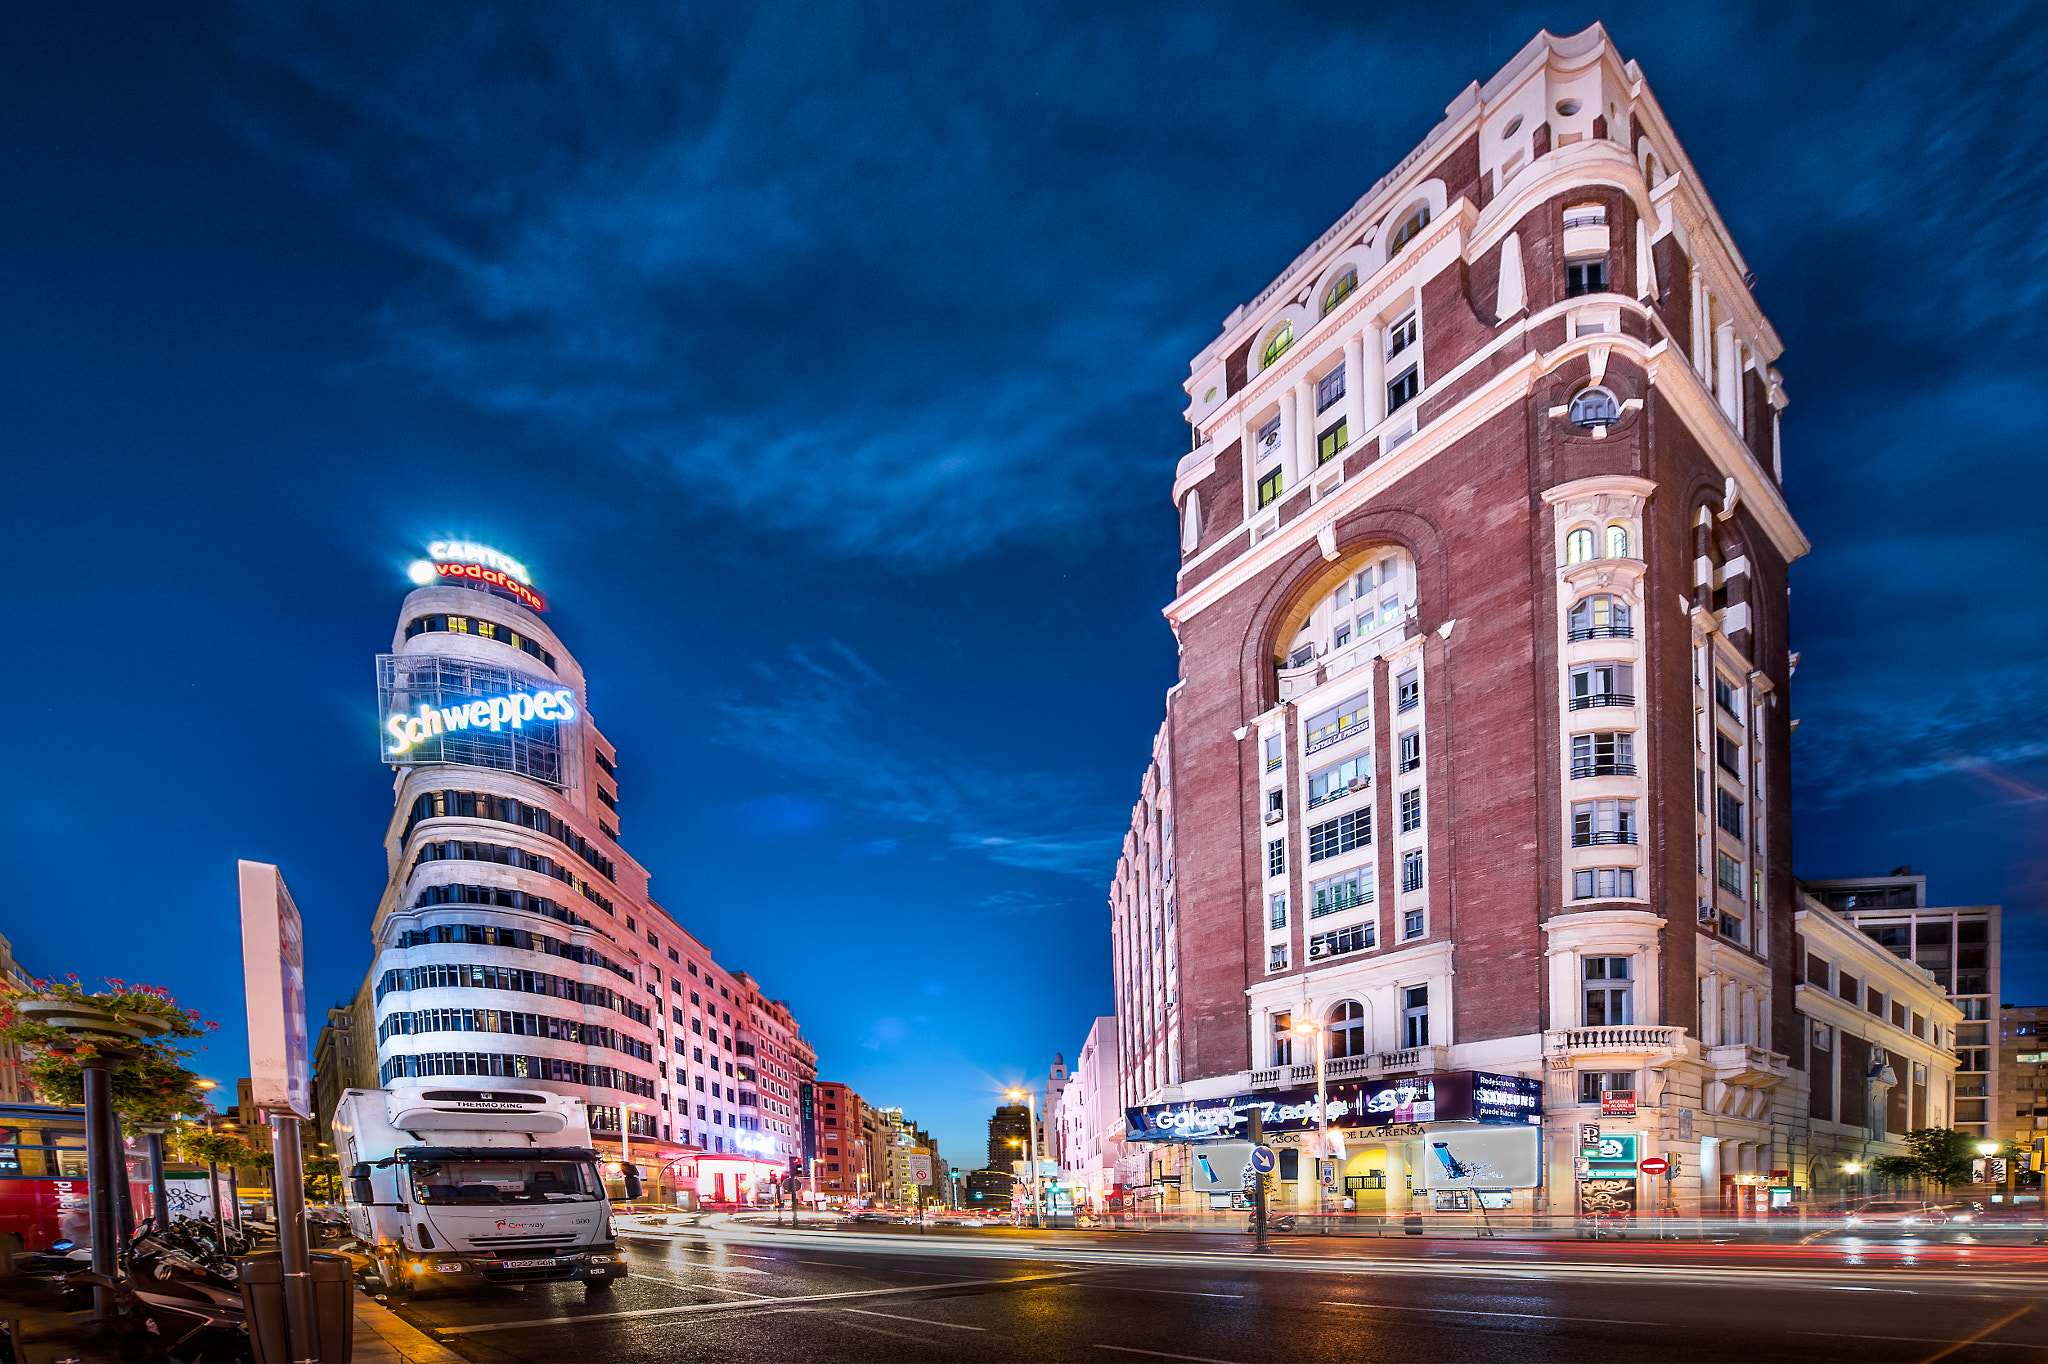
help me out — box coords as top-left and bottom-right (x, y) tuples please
(357, 551), (814, 1202)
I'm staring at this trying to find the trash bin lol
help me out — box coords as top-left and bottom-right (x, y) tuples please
(1402, 1213), (1424, 1235)
(239, 1250), (355, 1363)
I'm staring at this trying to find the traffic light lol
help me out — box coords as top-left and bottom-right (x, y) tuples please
(789, 1155), (803, 1176)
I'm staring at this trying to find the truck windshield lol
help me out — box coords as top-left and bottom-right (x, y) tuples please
(407, 1159), (601, 1204)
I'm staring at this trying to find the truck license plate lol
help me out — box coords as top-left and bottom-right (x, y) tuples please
(501, 1258), (556, 1268)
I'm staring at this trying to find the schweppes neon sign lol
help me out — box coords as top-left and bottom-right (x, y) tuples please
(407, 542), (546, 612)
(385, 686), (577, 757)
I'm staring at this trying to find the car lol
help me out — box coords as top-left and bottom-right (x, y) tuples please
(1842, 1200), (1950, 1232)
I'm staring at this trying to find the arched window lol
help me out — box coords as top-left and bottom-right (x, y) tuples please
(1568, 595), (1633, 641)
(1569, 387), (1621, 428)
(1605, 525), (1630, 559)
(1566, 528), (1595, 564)
(1388, 205), (1431, 258)
(1320, 268), (1357, 318)
(1328, 1000), (1367, 1059)
(1261, 322), (1295, 368)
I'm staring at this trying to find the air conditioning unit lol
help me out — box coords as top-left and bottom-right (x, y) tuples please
(1309, 942), (1331, 959)
(1697, 904), (1716, 924)
(1264, 809), (1284, 825)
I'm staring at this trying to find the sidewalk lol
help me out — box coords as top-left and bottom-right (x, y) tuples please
(354, 1289), (465, 1364)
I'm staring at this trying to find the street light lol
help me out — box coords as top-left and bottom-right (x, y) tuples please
(1006, 1088), (1041, 1229)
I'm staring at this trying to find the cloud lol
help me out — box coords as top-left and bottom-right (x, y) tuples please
(709, 643), (1123, 877)
(977, 890), (1067, 917)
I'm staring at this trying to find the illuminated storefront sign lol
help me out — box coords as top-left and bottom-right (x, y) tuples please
(407, 542), (546, 612)
(385, 685), (577, 757)
(1125, 1071), (1543, 1142)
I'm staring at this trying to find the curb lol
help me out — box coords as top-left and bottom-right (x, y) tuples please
(353, 1290), (466, 1364)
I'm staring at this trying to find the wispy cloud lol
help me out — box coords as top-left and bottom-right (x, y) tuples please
(709, 642), (1123, 876)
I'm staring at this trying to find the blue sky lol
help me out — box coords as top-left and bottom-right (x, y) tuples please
(4, 1), (2044, 1167)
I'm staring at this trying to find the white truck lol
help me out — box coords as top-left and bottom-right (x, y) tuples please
(333, 1086), (640, 1297)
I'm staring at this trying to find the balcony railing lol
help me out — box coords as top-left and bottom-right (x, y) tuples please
(1570, 762), (1638, 779)
(1545, 1025), (1684, 1055)
(1572, 830), (1639, 846)
(1249, 1068), (1282, 1087)
(1251, 1047), (1438, 1089)
(1568, 693), (1635, 710)
(1567, 625), (1634, 642)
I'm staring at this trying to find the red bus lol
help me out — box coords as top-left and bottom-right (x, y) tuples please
(0, 1103), (156, 1252)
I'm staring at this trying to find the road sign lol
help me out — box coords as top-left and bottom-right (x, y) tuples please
(1579, 1124), (1602, 1145)
(908, 1151), (933, 1185)
(239, 861), (312, 1120)
(1248, 1145), (1277, 1175)
(1639, 1156), (1670, 1176)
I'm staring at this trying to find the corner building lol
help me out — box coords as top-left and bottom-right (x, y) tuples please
(1113, 26), (1812, 1216)
(351, 552), (815, 1206)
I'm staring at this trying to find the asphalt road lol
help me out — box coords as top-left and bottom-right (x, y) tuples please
(384, 1220), (2048, 1362)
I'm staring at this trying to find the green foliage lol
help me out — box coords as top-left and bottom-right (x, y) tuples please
(1871, 1127), (1980, 1191)
(171, 1128), (270, 1170)
(0, 977), (216, 1123)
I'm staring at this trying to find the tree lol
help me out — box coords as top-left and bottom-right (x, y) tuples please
(1868, 1128), (1978, 1192)
(0, 977), (215, 1123)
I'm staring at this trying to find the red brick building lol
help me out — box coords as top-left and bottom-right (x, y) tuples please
(809, 1082), (867, 1201)
(1112, 25), (1810, 1216)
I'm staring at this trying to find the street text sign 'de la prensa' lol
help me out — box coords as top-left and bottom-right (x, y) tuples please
(239, 860), (312, 1120)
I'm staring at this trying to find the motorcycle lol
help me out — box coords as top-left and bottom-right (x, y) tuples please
(1245, 1214), (1297, 1233)
(56, 1220), (253, 1363)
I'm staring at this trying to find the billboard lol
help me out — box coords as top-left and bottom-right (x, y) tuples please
(1419, 1126), (1541, 1190)
(377, 654), (573, 784)
(238, 860), (311, 1120)
(1126, 1071), (1543, 1142)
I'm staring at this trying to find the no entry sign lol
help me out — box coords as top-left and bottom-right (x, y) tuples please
(1639, 1156), (1671, 1176)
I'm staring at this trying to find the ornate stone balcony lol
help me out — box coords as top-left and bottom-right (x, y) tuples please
(1544, 1025), (1686, 1059)
(1705, 1042), (1789, 1088)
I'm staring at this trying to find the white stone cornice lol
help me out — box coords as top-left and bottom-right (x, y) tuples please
(1542, 474), (1658, 506)
(1647, 350), (1809, 563)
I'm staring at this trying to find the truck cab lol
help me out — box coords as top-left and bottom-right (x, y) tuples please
(334, 1086), (639, 1296)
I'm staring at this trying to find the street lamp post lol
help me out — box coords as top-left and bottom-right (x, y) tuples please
(1007, 1089), (1041, 1229)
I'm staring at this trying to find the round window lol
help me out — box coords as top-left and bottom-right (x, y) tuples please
(1501, 115), (1523, 139)
(1555, 99), (1582, 116)
(1568, 387), (1621, 428)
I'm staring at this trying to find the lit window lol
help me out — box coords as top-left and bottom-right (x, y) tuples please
(1321, 268), (1358, 317)
(1388, 206), (1431, 257)
(1258, 468), (1284, 508)
(1568, 388), (1621, 428)
(1605, 525), (1630, 558)
(1318, 420), (1348, 464)
(1566, 528), (1595, 564)
(1261, 322), (1295, 368)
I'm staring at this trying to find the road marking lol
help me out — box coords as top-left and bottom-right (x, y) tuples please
(1092, 1347), (1246, 1364)
(1921, 1305), (2035, 1363)
(430, 1269), (1091, 1335)
(624, 1272), (770, 1298)
(1069, 1283), (1244, 1299)
(1788, 1332), (2038, 1349)
(840, 1307), (987, 1331)
(1323, 1301), (1668, 1327)
(836, 1320), (930, 1343)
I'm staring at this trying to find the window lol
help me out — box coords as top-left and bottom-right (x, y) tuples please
(1579, 1070), (1634, 1104)
(1568, 387), (1620, 428)
(1266, 788), (1285, 820)
(1268, 944), (1289, 972)
(1403, 907), (1425, 939)
(1316, 365), (1346, 412)
(1261, 322), (1295, 368)
(1318, 420), (1348, 464)
(1333, 619), (1352, 649)
(1566, 528), (1595, 564)
(404, 615), (558, 670)
(1567, 595), (1632, 641)
(1716, 788), (1744, 838)
(1562, 204), (1607, 229)
(1401, 849), (1424, 893)
(1398, 730), (1421, 772)
(1400, 787), (1422, 833)
(1573, 867), (1636, 899)
(1257, 414), (1283, 460)
(1307, 810), (1370, 862)
(1569, 662), (1633, 709)
(1321, 268), (1358, 317)
(1389, 206), (1431, 257)
(1265, 734), (1284, 772)
(1309, 868), (1373, 917)
(1569, 731), (1635, 778)
(1386, 311), (1417, 361)
(1311, 924), (1373, 959)
(1396, 668), (1420, 713)
(1267, 839), (1286, 878)
(1715, 731), (1742, 777)
(1271, 1013), (1294, 1066)
(1566, 258), (1607, 296)
(1258, 468), (1284, 508)
(1305, 694), (1369, 753)
(1571, 799), (1638, 845)
(1402, 985), (1429, 1048)
(1269, 893), (1288, 930)
(1306, 756), (1368, 807)
(1717, 850), (1743, 895)
(1386, 365), (1419, 413)
(1328, 1000), (1367, 1058)
(1583, 956), (1632, 1025)
(1605, 526), (1630, 559)
(1866, 986), (1884, 1018)
(1715, 674), (1740, 717)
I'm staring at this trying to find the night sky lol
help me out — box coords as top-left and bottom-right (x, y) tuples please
(5, 2), (2044, 1167)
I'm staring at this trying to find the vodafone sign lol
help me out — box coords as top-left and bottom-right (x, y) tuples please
(407, 541), (546, 612)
